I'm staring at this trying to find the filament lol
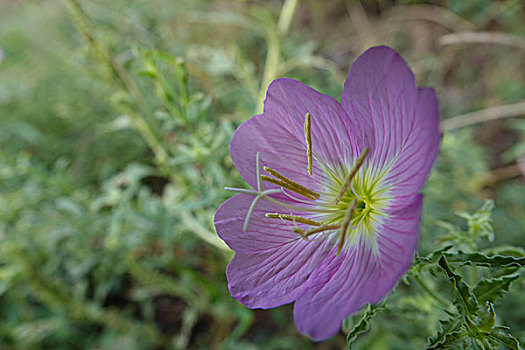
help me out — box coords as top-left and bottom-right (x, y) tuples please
(334, 148), (369, 205)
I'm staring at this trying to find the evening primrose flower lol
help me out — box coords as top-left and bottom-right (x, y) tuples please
(214, 46), (440, 340)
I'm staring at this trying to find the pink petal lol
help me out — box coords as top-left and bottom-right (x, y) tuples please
(342, 46), (440, 209)
(231, 78), (362, 193)
(215, 194), (335, 308)
(227, 238), (334, 309)
(382, 88), (440, 209)
(293, 194), (423, 341)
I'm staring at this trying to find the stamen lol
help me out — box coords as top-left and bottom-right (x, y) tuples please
(337, 199), (358, 255)
(279, 188), (318, 205)
(265, 213), (323, 226)
(290, 216), (310, 239)
(264, 196), (345, 213)
(256, 152), (262, 191)
(261, 175), (317, 200)
(263, 166), (320, 198)
(303, 224), (340, 237)
(304, 112), (313, 176)
(334, 148), (369, 205)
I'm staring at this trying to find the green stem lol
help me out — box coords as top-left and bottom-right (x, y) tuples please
(256, 29), (280, 113)
(413, 274), (449, 308)
(63, 0), (174, 180)
(277, 0), (299, 34)
(176, 58), (190, 110)
(256, 0), (298, 113)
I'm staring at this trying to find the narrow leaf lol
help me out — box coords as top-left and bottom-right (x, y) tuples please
(438, 256), (479, 316)
(416, 249), (525, 269)
(428, 330), (467, 350)
(474, 273), (521, 304)
(427, 318), (462, 349)
(477, 302), (495, 333)
(346, 302), (384, 349)
(416, 245), (454, 265)
(486, 326), (520, 350)
(444, 251), (525, 268)
(483, 246), (525, 257)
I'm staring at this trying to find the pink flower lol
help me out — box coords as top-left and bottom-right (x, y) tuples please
(215, 46), (440, 340)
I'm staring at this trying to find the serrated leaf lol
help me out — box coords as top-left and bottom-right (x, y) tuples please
(346, 302), (384, 349)
(428, 245), (455, 260)
(444, 251), (525, 268)
(486, 326), (520, 350)
(477, 302), (495, 333)
(416, 249), (525, 270)
(457, 200), (495, 242)
(474, 273), (521, 304)
(438, 256), (480, 316)
(463, 314), (480, 337)
(427, 318), (463, 349)
(483, 246), (525, 257)
(432, 330), (468, 349)
(415, 245), (453, 266)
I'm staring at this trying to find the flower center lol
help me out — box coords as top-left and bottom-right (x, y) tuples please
(225, 112), (389, 255)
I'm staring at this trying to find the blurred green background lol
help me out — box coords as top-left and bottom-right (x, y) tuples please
(0, 0), (524, 349)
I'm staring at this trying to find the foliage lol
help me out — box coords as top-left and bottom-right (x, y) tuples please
(0, 0), (524, 349)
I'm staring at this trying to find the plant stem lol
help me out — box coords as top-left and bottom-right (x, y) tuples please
(63, 0), (174, 179)
(256, 29), (280, 114)
(277, 0), (299, 34)
(256, 0), (298, 113)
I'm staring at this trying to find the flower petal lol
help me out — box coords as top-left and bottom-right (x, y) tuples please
(230, 78), (361, 192)
(382, 88), (440, 209)
(342, 46), (439, 209)
(227, 237), (334, 309)
(215, 193), (335, 308)
(214, 194), (297, 252)
(293, 194), (423, 341)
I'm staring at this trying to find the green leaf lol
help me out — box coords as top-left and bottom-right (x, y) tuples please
(346, 302), (385, 349)
(417, 245), (454, 264)
(427, 318), (463, 349)
(432, 330), (468, 349)
(444, 251), (525, 268)
(416, 248), (525, 270)
(474, 273), (521, 304)
(486, 326), (521, 350)
(483, 246), (525, 257)
(457, 200), (495, 242)
(477, 302), (495, 333)
(438, 256), (479, 316)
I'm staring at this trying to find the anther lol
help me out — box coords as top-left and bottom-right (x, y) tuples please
(334, 148), (369, 205)
(304, 112), (313, 176)
(303, 223), (340, 237)
(337, 199), (358, 255)
(260, 176), (316, 200)
(263, 167), (320, 199)
(290, 214), (304, 237)
(293, 227), (306, 238)
(265, 213), (322, 226)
